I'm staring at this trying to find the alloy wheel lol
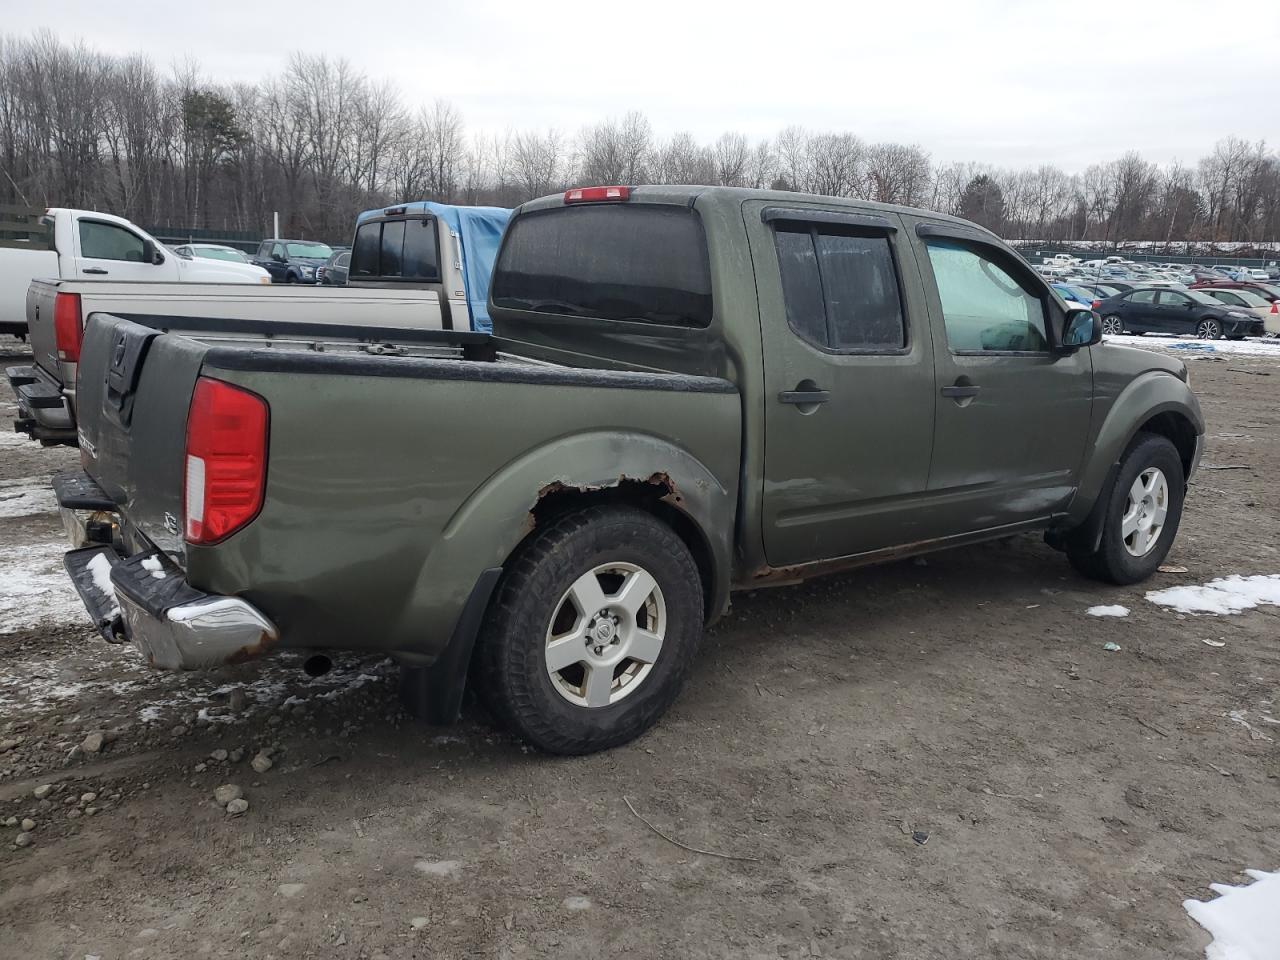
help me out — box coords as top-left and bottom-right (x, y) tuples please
(544, 562), (666, 708)
(1121, 467), (1169, 558)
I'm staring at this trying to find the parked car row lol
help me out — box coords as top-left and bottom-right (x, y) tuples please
(1037, 254), (1273, 288)
(1039, 255), (1280, 341)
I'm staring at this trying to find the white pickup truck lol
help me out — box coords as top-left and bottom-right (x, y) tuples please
(6, 202), (512, 445)
(0, 207), (269, 338)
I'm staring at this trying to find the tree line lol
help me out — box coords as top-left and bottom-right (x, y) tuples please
(2, 31), (1278, 248)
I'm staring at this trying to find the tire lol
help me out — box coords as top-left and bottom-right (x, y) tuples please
(1101, 316), (1125, 336)
(1068, 433), (1185, 585)
(1196, 317), (1222, 340)
(475, 505), (703, 755)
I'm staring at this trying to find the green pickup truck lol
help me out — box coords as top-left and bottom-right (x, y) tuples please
(57, 185), (1203, 754)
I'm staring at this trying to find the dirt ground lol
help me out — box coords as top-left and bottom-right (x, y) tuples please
(1, 336), (1278, 960)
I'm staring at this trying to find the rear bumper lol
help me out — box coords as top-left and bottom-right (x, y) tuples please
(56, 471), (278, 670)
(5, 363), (76, 444)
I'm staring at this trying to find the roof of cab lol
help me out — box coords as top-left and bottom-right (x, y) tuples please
(515, 185), (985, 234)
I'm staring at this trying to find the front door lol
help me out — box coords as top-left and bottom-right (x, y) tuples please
(908, 221), (1093, 534)
(746, 200), (937, 566)
(1153, 290), (1197, 334)
(75, 219), (162, 282)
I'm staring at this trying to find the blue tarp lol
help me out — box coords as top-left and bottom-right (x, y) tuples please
(356, 201), (511, 333)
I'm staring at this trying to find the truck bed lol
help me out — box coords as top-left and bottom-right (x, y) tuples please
(73, 312), (741, 670)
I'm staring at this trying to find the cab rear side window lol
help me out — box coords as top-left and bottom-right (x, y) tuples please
(773, 223), (906, 352)
(351, 217), (440, 281)
(491, 205), (712, 327)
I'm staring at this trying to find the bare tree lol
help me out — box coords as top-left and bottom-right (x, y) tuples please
(808, 132), (863, 198)
(711, 132), (749, 187)
(510, 128), (564, 201)
(862, 142), (930, 206)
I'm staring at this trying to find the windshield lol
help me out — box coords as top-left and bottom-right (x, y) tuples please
(1187, 290), (1225, 306)
(197, 247), (249, 263)
(1230, 290), (1268, 306)
(286, 242), (332, 259)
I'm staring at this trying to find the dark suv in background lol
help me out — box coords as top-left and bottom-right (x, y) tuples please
(317, 248), (350, 285)
(251, 239), (334, 284)
(1096, 287), (1265, 340)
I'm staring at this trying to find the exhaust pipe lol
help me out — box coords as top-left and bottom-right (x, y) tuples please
(303, 654), (332, 678)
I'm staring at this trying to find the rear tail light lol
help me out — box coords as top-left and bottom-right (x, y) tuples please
(564, 185), (630, 203)
(1091, 300), (1101, 310)
(184, 377), (268, 545)
(53, 292), (83, 363)
(1271, 302), (1278, 314)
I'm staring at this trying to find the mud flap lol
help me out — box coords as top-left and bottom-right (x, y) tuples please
(399, 567), (502, 725)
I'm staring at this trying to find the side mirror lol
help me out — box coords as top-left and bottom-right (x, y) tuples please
(272, 253), (286, 263)
(1060, 308), (1102, 350)
(141, 239), (157, 264)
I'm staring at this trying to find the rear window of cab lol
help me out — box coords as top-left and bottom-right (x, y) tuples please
(491, 204), (712, 328)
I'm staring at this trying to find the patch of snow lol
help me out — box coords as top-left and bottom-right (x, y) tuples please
(0, 541), (85, 633)
(0, 431), (38, 448)
(85, 552), (121, 618)
(1146, 575), (1280, 615)
(1087, 604), (1129, 617)
(1184, 869), (1280, 960)
(0, 650), (147, 712)
(1104, 333), (1280, 360)
(141, 554), (165, 579)
(0, 477), (57, 519)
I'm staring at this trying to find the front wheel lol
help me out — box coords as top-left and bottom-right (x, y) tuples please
(475, 505), (704, 754)
(1196, 317), (1222, 340)
(1101, 316), (1125, 336)
(1068, 433), (1185, 585)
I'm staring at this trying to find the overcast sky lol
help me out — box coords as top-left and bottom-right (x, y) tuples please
(10, 0), (1279, 172)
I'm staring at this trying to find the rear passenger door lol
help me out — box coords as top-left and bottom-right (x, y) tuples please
(744, 201), (937, 565)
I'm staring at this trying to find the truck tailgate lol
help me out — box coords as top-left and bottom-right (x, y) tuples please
(77, 314), (207, 560)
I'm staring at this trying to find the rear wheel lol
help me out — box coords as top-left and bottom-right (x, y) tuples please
(1068, 433), (1185, 585)
(1196, 317), (1222, 340)
(476, 505), (703, 754)
(1101, 316), (1125, 336)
